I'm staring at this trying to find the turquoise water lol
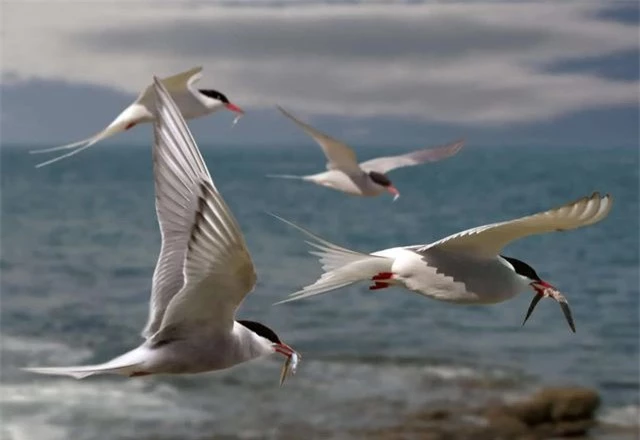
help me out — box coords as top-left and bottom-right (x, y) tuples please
(1, 144), (638, 439)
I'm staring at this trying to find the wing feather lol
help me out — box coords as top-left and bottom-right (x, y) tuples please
(277, 106), (361, 173)
(359, 139), (464, 174)
(415, 192), (613, 257)
(143, 77), (255, 338)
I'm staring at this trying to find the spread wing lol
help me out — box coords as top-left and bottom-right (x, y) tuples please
(277, 106), (361, 174)
(135, 66), (203, 105)
(359, 139), (465, 174)
(142, 76), (256, 338)
(413, 193), (612, 257)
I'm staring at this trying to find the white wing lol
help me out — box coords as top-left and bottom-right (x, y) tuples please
(414, 192), (613, 257)
(359, 139), (465, 174)
(277, 106), (361, 174)
(143, 76), (256, 338)
(135, 66), (203, 106)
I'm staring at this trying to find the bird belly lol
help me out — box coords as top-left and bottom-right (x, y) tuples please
(390, 249), (521, 305)
(145, 325), (273, 375)
(145, 336), (243, 375)
(309, 171), (381, 197)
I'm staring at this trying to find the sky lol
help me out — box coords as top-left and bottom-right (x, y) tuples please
(1, 1), (638, 149)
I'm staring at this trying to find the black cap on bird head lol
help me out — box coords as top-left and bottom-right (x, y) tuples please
(501, 256), (541, 281)
(502, 256), (576, 333)
(238, 320), (281, 344)
(199, 89), (245, 114)
(368, 171), (400, 200)
(368, 171), (392, 187)
(199, 89), (230, 104)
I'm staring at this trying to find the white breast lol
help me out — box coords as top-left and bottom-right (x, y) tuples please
(307, 170), (384, 197)
(372, 247), (525, 304)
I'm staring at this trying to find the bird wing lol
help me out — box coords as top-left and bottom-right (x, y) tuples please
(413, 193), (612, 257)
(277, 106), (361, 174)
(142, 76), (256, 338)
(135, 66), (204, 105)
(359, 139), (464, 174)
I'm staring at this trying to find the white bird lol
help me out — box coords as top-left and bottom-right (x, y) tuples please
(274, 192), (613, 332)
(268, 106), (464, 200)
(24, 77), (299, 384)
(30, 66), (244, 168)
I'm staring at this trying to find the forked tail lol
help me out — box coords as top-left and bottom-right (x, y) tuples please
(265, 174), (307, 180)
(30, 121), (133, 168)
(269, 213), (393, 304)
(23, 348), (147, 379)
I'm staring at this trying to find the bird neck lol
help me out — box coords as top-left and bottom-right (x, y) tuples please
(232, 321), (276, 360)
(197, 93), (225, 112)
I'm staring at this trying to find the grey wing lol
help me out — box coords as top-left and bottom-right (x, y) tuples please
(414, 192), (613, 257)
(141, 72), (210, 339)
(276, 106), (362, 173)
(135, 66), (204, 108)
(147, 77), (256, 337)
(359, 139), (464, 174)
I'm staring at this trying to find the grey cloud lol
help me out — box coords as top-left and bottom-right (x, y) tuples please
(77, 16), (547, 63)
(4, 2), (637, 126)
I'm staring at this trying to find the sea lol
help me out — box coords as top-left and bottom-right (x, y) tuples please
(0, 143), (638, 440)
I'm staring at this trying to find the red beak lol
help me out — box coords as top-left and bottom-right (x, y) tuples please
(387, 185), (400, 201)
(274, 342), (295, 357)
(531, 280), (554, 293)
(225, 102), (244, 114)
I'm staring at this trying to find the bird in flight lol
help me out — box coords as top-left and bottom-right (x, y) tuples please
(24, 77), (299, 385)
(274, 192), (613, 332)
(268, 106), (464, 200)
(30, 66), (244, 168)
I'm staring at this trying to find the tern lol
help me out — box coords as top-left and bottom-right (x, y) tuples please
(274, 192), (613, 332)
(30, 66), (244, 168)
(24, 77), (299, 384)
(268, 106), (464, 200)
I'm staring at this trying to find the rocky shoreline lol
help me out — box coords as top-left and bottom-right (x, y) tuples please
(350, 386), (637, 440)
(267, 386), (638, 440)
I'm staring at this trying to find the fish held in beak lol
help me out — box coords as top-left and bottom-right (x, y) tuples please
(275, 342), (300, 386)
(225, 103), (245, 127)
(523, 280), (576, 333)
(387, 186), (400, 201)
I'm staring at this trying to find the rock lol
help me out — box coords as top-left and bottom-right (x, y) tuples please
(534, 387), (600, 421)
(486, 413), (532, 438)
(488, 387), (600, 427)
(418, 408), (451, 421)
(508, 400), (553, 426)
(551, 419), (596, 437)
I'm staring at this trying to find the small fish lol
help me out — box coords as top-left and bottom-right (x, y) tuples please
(232, 113), (243, 127)
(279, 352), (299, 386)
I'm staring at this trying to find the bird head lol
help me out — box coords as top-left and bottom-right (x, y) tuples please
(501, 256), (575, 332)
(198, 89), (244, 115)
(368, 171), (400, 201)
(238, 320), (299, 385)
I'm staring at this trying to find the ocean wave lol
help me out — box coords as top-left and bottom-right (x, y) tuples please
(1, 334), (93, 371)
(599, 404), (640, 427)
(1, 379), (203, 440)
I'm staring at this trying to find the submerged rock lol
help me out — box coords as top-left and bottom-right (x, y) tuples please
(352, 386), (603, 440)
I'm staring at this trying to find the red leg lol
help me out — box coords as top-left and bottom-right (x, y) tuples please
(129, 371), (151, 377)
(372, 272), (393, 281)
(369, 282), (389, 290)
(125, 122), (137, 130)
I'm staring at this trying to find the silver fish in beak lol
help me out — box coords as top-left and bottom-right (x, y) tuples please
(275, 343), (300, 386)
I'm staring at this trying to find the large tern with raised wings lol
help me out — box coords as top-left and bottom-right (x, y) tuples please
(24, 77), (299, 384)
(269, 106), (464, 200)
(275, 192), (613, 332)
(31, 66), (244, 168)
